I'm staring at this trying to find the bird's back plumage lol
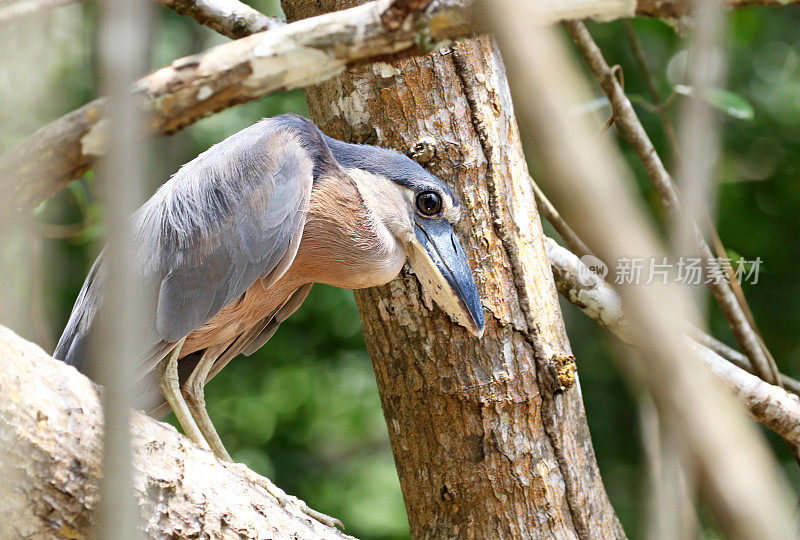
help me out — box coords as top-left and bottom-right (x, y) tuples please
(54, 115), (329, 379)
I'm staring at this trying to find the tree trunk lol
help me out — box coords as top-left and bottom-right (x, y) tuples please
(283, 2), (624, 537)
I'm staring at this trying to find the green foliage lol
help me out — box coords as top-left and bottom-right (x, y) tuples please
(584, 11), (800, 536)
(674, 85), (755, 120)
(20, 4), (800, 538)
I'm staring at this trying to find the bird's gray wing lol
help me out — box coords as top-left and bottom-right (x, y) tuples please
(54, 115), (331, 376)
(147, 281), (311, 418)
(240, 283), (312, 357)
(201, 283), (313, 387)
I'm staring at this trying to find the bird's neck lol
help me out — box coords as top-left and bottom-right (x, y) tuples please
(289, 171), (406, 290)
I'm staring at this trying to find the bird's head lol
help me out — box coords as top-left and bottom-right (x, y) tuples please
(328, 137), (485, 338)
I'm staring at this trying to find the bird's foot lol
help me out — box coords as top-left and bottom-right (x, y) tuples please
(229, 462), (344, 529)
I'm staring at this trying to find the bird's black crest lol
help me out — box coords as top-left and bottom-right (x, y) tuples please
(323, 134), (456, 200)
(274, 114), (456, 202)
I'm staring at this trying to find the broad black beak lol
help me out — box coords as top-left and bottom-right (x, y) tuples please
(406, 218), (485, 337)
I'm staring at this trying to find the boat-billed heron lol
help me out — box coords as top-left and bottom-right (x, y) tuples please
(54, 114), (484, 524)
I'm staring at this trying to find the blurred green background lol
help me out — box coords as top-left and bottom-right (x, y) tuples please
(2, 2), (800, 537)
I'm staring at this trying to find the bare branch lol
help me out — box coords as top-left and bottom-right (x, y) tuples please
(546, 237), (633, 340)
(153, 0), (285, 39)
(0, 0), (82, 25)
(688, 327), (800, 396)
(546, 236), (800, 447)
(622, 21), (679, 159)
(564, 21), (781, 387)
(529, 175), (594, 259)
(6, 0), (800, 216)
(0, 0), (472, 214)
(486, 3), (796, 535)
(0, 325), (352, 538)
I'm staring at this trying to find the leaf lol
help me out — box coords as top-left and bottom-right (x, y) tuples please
(674, 85), (755, 121)
(705, 88), (755, 120)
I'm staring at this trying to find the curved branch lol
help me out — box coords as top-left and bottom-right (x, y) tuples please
(545, 237), (800, 448)
(0, 325), (352, 538)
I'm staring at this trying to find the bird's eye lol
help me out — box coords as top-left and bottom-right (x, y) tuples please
(416, 191), (442, 216)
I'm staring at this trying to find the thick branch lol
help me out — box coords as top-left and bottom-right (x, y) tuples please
(0, 325), (352, 538)
(544, 238), (800, 462)
(0, 0), (472, 214)
(6, 0), (800, 216)
(153, 0), (286, 39)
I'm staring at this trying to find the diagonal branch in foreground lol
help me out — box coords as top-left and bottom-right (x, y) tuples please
(0, 0), (472, 214)
(544, 237), (800, 461)
(0, 324), (351, 538)
(564, 21), (781, 388)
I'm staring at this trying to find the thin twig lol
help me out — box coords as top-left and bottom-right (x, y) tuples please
(672, 0), (723, 326)
(94, 0), (152, 534)
(565, 21), (782, 387)
(687, 326), (800, 395)
(623, 20), (680, 159)
(529, 175), (594, 259)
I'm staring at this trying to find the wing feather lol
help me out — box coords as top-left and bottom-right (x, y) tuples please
(54, 114), (333, 376)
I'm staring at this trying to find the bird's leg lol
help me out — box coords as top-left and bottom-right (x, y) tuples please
(183, 343), (343, 529)
(156, 337), (210, 451)
(182, 345), (232, 461)
(229, 461), (344, 529)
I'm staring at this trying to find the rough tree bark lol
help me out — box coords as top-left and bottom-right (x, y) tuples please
(284, 2), (624, 537)
(0, 325), (352, 539)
